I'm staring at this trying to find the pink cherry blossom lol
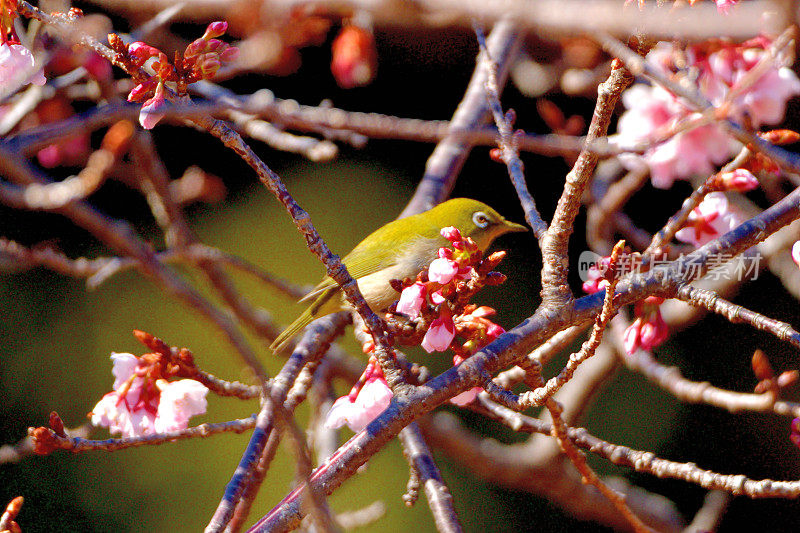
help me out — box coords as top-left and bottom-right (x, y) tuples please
(616, 84), (734, 189)
(154, 379), (208, 432)
(90, 352), (208, 438)
(421, 314), (456, 353)
(791, 241), (800, 268)
(396, 282), (426, 318)
(0, 43), (46, 87)
(616, 39), (800, 188)
(91, 390), (157, 437)
(90, 354), (159, 438)
(639, 313), (669, 350)
(428, 257), (459, 284)
(675, 192), (742, 247)
(138, 82), (167, 130)
(324, 375), (392, 432)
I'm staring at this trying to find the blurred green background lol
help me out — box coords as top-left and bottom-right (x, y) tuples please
(2, 17), (800, 533)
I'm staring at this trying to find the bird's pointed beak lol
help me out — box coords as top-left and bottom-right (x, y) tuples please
(503, 220), (528, 233)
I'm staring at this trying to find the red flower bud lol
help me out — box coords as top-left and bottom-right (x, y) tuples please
(717, 168), (759, 192)
(331, 24), (377, 89)
(203, 21), (228, 40)
(128, 42), (162, 66)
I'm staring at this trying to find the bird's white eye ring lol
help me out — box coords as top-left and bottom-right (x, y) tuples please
(473, 211), (490, 228)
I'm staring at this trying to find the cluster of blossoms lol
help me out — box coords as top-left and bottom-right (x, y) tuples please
(583, 256), (669, 355)
(324, 227), (509, 432)
(110, 22), (239, 129)
(0, 1), (46, 87)
(623, 296), (669, 355)
(582, 255), (613, 294)
(392, 227), (507, 354)
(90, 352), (208, 438)
(616, 38), (800, 188)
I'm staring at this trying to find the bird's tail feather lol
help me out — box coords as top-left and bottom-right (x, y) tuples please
(269, 308), (316, 353)
(270, 287), (339, 353)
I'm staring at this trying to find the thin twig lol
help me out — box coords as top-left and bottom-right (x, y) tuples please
(547, 401), (655, 533)
(474, 23), (547, 240)
(30, 416), (257, 453)
(398, 423), (463, 533)
(539, 60), (632, 307)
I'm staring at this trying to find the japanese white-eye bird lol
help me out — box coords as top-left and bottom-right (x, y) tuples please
(270, 198), (527, 352)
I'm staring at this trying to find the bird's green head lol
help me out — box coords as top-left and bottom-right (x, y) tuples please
(425, 198), (527, 251)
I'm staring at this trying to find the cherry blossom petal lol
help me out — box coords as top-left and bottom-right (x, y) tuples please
(396, 282), (426, 318)
(138, 82), (167, 130)
(421, 315), (456, 353)
(324, 377), (392, 432)
(109, 352), (139, 389)
(440, 226), (462, 242)
(428, 257), (459, 284)
(155, 379), (209, 432)
(0, 43), (46, 87)
(450, 387), (482, 406)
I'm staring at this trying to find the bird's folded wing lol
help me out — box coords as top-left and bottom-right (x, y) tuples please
(297, 249), (400, 303)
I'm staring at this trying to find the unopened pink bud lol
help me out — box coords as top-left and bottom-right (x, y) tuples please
(718, 169), (759, 192)
(184, 38), (206, 59)
(198, 55), (221, 79)
(203, 21), (228, 40)
(84, 52), (112, 81)
(205, 39), (223, 53)
(220, 47), (239, 62)
(440, 226), (462, 242)
(128, 42), (161, 66)
(623, 319), (642, 355)
(127, 79), (156, 102)
(331, 24), (376, 89)
(486, 324), (505, 340)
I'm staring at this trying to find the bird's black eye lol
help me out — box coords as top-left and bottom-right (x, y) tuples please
(472, 211), (490, 228)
